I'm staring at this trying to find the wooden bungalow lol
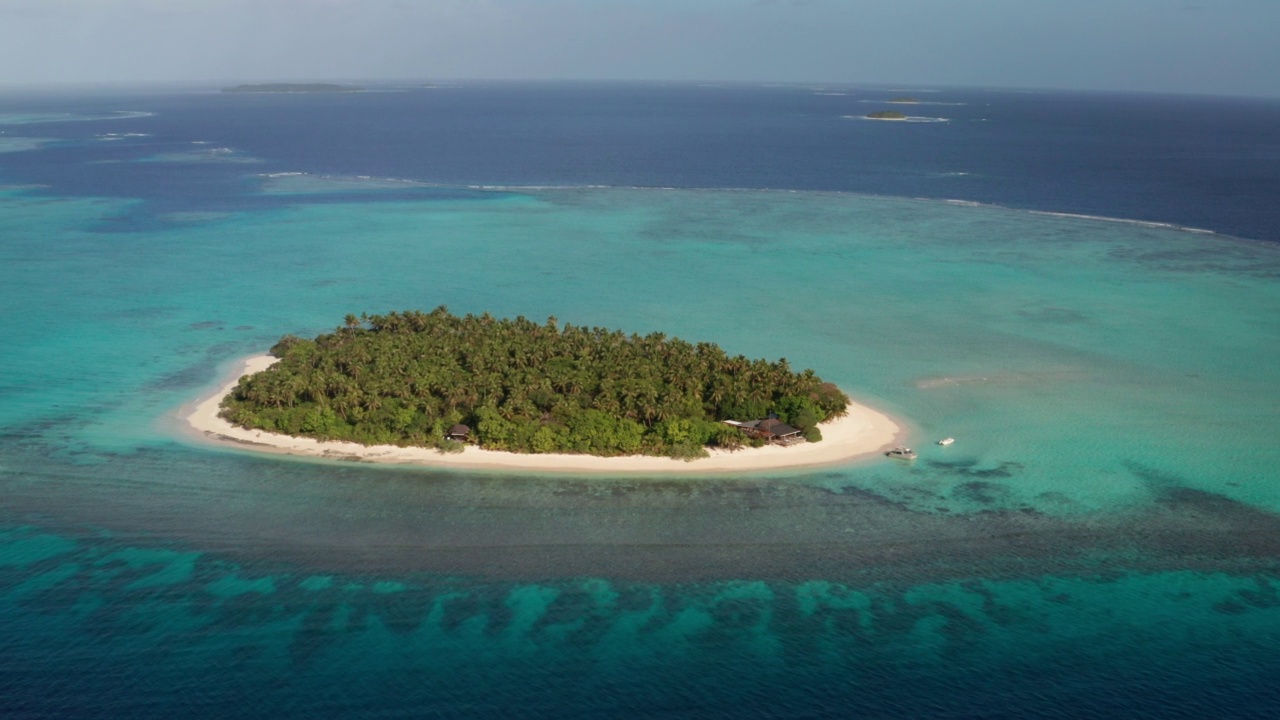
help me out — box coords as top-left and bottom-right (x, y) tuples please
(446, 424), (471, 442)
(723, 417), (805, 446)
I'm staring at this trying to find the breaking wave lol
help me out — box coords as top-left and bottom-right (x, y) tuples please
(843, 115), (951, 123)
(257, 172), (431, 194)
(139, 147), (262, 164)
(0, 110), (154, 126)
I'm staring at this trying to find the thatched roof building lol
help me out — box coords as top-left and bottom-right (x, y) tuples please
(723, 417), (805, 445)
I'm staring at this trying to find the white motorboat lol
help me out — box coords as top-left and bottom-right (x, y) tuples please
(937, 437), (955, 446)
(885, 446), (917, 460)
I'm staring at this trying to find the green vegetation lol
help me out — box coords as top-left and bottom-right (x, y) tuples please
(220, 308), (849, 459)
(867, 110), (908, 120)
(222, 84), (364, 93)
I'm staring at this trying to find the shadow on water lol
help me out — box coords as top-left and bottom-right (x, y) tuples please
(3, 439), (1280, 585)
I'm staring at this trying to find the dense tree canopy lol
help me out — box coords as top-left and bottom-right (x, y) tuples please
(220, 307), (849, 459)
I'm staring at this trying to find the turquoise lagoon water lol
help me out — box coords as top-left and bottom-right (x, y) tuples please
(3, 180), (1280, 713)
(4, 184), (1278, 508)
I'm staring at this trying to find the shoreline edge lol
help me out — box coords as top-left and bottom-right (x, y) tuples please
(175, 355), (905, 474)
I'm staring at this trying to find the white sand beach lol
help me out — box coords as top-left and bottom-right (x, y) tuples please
(177, 355), (903, 474)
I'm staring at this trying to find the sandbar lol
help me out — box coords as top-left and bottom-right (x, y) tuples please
(177, 355), (904, 474)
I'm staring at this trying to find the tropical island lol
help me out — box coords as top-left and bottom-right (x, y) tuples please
(217, 308), (852, 460)
(222, 83), (364, 94)
(866, 110), (908, 120)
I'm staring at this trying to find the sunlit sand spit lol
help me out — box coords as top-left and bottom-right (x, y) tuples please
(179, 355), (903, 474)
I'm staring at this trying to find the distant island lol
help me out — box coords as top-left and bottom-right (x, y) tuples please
(217, 308), (851, 460)
(867, 110), (908, 120)
(222, 84), (364, 94)
(887, 97), (920, 104)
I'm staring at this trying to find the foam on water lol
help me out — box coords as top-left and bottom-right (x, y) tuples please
(258, 171), (431, 194)
(0, 137), (52, 153)
(0, 110), (154, 125)
(95, 132), (151, 141)
(139, 146), (262, 164)
(844, 114), (951, 123)
(1029, 209), (1217, 234)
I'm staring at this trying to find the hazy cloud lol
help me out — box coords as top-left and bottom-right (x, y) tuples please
(0, 0), (1276, 96)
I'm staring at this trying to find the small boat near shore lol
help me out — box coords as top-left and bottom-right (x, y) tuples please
(937, 437), (955, 446)
(885, 446), (917, 460)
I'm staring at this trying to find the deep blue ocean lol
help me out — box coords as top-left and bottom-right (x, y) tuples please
(4, 84), (1280, 241)
(3, 83), (1280, 718)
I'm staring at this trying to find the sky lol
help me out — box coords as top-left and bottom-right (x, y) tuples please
(0, 0), (1277, 97)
